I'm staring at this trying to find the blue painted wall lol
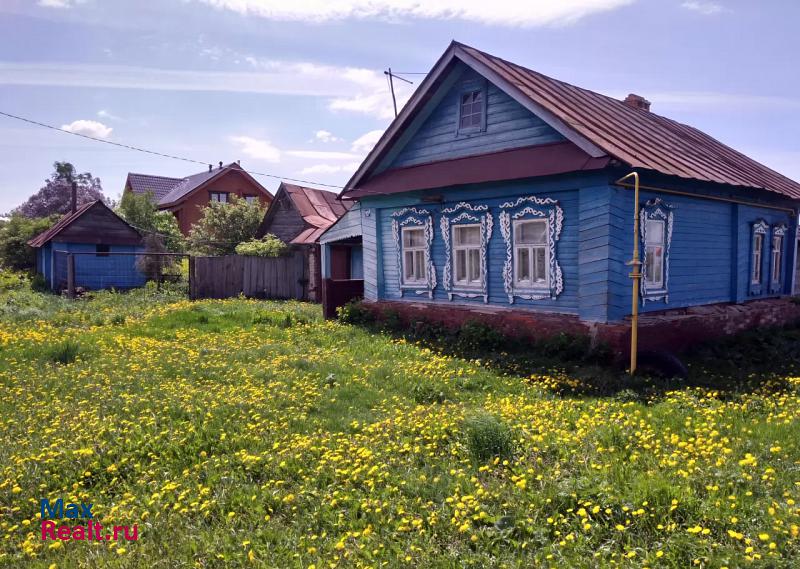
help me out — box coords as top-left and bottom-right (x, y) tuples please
(360, 171), (798, 323)
(38, 242), (146, 291)
(383, 65), (564, 171)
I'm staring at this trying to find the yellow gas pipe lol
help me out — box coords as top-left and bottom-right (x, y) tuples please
(617, 171), (642, 375)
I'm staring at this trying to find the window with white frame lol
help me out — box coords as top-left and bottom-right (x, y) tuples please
(643, 219), (666, 289)
(513, 219), (549, 288)
(452, 224), (482, 288)
(771, 233), (783, 285)
(210, 192), (229, 203)
(752, 232), (764, 285)
(401, 227), (426, 285)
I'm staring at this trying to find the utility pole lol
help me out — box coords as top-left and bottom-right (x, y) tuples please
(384, 68), (413, 118)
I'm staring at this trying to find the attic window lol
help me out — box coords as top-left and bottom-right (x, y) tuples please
(458, 88), (485, 133)
(210, 192), (229, 203)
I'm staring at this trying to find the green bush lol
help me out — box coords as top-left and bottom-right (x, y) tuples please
(0, 214), (59, 270)
(47, 340), (82, 365)
(235, 234), (288, 257)
(464, 412), (514, 462)
(188, 196), (266, 256)
(455, 320), (506, 352)
(337, 300), (374, 326)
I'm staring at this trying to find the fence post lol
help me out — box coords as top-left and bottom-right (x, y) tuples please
(188, 256), (195, 300)
(66, 253), (75, 298)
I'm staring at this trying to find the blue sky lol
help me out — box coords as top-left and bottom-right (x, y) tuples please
(1, 0), (799, 212)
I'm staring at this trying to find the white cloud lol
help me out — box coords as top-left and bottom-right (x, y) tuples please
(681, 1), (724, 15)
(0, 59), (408, 119)
(351, 129), (384, 155)
(38, 0), (84, 8)
(314, 130), (341, 143)
(97, 109), (123, 121)
(230, 136), (281, 163)
(61, 119), (113, 139)
(300, 163), (361, 175)
(195, 0), (636, 27)
(286, 150), (361, 160)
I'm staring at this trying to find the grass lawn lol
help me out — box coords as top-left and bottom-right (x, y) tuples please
(0, 285), (799, 567)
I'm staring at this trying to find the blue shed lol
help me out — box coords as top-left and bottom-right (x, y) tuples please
(28, 200), (146, 291)
(324, 41), (800, 353)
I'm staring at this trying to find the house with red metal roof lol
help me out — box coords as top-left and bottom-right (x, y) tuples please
(321, 41), (800, 356)
(124, 162), (273, 235)
(256, 182), (352, 302)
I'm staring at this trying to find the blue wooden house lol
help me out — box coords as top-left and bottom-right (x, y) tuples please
(28, 200), (146, 291)
(321, 42), (800, 351)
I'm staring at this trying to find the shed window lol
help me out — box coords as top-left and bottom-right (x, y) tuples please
(452, 224), (482, 288)
(459, 89), (484, 131)
(643, 219), (665, 289)
(95, 244), (110, 257)
(771, 234), (783, 285)
(513, 219), (548, 288)
(210, 192), (229, 203)
(752, 233), (764, 285)
(401, 227), (426, 285)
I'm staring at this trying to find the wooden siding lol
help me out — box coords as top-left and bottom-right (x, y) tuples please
(320, 204), (362, 244)
(45, 242), (145, 291)
(362, 206), (381, 301)
(387, 67), (564, 171)
(56, 205), (141, 245)
(606, 185), (796, 321)
(259, 193), (307, 243)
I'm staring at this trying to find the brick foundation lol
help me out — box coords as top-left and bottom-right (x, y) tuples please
(362, 298), (800, 358)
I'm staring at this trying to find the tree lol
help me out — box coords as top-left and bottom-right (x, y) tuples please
(188, 196), (266, 256)
(0, 214), (60, 270)
(235, 234), (288, 257)
(117, 190), (185, 252)
(15, 162), (106, 218)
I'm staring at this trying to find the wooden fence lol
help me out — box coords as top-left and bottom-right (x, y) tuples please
(189, 252), (308, 300)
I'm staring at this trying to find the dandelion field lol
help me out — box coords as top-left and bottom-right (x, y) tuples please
(0, 288), (799, 568)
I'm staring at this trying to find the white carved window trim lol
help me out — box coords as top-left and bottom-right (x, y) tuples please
(639, 198), (673, 304)
(512, 218), (550, 291)
(391, 207), (437, 298)
(499, 195), (563, 303)
(770, 223), (788, 293)
(750, 219), (768, 295)
(440, 202), (493, 302)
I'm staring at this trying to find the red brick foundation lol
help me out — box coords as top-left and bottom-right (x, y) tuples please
(362, 298), (800, 358)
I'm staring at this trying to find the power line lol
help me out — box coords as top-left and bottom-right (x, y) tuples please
(0, 110), (344, 190)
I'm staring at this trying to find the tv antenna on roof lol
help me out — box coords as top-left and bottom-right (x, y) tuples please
(384, 68), (413, 118)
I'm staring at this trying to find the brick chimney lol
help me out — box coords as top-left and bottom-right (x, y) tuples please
(624, 93), (651, 112)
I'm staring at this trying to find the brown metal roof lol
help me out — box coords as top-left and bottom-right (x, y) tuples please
(27, 201), (141, 248)
(344, 41), (800, 201)
(259, 183), (352, 245)
(456, 42), (800, 200)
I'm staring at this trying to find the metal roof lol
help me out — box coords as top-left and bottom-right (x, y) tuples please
(457, 43), (800, 200)
(259, 183), (352, 245)
(344, 41), (800, 201)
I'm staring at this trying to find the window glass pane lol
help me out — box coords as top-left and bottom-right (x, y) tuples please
(518, 220), (547, 244)
(645, 220), (664, 244)
(414, 250), (425, 279)
(516, 248), (530, 282)
(456, 249), (467, 281)
(468, 249), (481, 282)
(404, 251), (414, 279)
(454, 225), (480, 245)
(403, 228), (423, 247)
(534, 247), (547, 282)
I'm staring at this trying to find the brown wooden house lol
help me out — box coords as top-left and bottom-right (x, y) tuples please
(256, 182), (351, 302)
(124, 162), (273, 235)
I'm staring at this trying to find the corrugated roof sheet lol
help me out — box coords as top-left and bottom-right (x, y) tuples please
(456, 42), (800, 200)
(266, 183), (353, 244)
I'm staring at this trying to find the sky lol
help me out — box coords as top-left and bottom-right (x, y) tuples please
(1, 0), (799, 213)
